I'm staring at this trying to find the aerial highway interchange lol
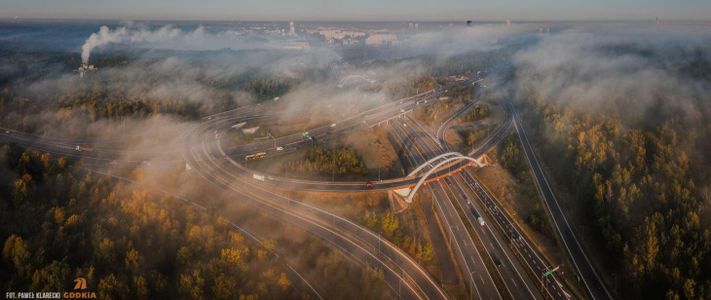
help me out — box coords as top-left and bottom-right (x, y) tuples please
(0, 75), (612, 300)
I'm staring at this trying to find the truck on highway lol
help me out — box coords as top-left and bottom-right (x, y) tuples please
(245, 152), (267, 161)
(467, 201), (485, 226)
(252, 173), (265, 181)
(74, 144), (94, 152)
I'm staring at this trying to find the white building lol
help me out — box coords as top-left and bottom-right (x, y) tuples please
(365, 32), (398, 46)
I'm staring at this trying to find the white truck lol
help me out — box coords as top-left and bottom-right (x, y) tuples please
(468, 200), (486, 226)
(252, 174), (266, 181)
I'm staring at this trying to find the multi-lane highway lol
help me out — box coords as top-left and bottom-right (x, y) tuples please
(0, 74), (610, 300)
(391, 116), (553, 300)
(225, 88), (437, 158)
(426, 101), (576, 300)
(201, 90), (511, 193)
(184, 111), (450, 300)
(458, 169), (572, 300)
(389, 119), (501, 300)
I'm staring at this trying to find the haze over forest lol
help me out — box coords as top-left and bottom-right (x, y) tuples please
(1, 14), (710, 300)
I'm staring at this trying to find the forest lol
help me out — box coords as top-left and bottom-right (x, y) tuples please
(281, 146), (367, 180)
(0, 144), (306, 299)
(508, 29), (711, 299)
(0, 143), (394, 299)
(523, 103), (711, 299)
(0, 41), (445, 298)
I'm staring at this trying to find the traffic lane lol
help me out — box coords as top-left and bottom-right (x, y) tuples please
(199, 132), (450, 300)
(430, 182), (500, 300)
(228, 92), (435, 155)
(187, 125), (436, 299)
(513, 108), (611, 300)
(436, 100), (479, 141)
(399, 119), (503, 300)
(399, 116), (522, 298)
(389, 120), (485, 299)
(391, 121), (498, 300)
(459, 169), (569, 300)
(445, 175), (540, 300)
(403, 114), (544, 300)
(210, 97), (511, 193)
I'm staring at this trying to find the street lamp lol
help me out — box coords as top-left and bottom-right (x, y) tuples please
(268, 132), (276, 149)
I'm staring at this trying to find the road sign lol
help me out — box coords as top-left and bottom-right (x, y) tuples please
(543, 266), (560, 277)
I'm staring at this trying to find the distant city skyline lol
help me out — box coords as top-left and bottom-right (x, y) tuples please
(1, 0), (710, 22)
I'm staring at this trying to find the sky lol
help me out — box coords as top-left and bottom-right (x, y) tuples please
(0, 0), (710, 22)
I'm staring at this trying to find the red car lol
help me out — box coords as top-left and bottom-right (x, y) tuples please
(365, 181), (374, 189)
(74, 144), (94, 152)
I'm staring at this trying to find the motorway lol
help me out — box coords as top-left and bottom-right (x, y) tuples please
(0, 75), (609, 299)
(184, 114), (450, 299)
(389, 118), (501, 300)
(225, 88), (438, 158)
(33, 78), (486, 196)
(392, 116), (552, 300)
(200, 87), (510, 193)
(458, 170), (572, 300)
(1, 100), (451, 298)
(511, 104), (612, 300)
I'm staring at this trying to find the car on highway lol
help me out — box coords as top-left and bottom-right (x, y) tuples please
(276, 146), (284, 151)
(492, 255), (502, 267)
(365, 181), (374, 189)
(468, 204), (486, 226)
(74, 144), (94, 152)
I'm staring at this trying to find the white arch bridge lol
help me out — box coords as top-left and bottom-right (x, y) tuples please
(337, 74), (376, 88)
(396, 152), (488, 203)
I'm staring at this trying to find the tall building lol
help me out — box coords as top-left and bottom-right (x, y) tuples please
(289, 21), (296, 36)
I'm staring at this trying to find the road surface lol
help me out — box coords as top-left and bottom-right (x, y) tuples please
(511, 103), (612, 300)
(184, 113), (450, 300)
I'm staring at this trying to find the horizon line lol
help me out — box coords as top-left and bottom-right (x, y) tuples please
(1, 16), (711, 25)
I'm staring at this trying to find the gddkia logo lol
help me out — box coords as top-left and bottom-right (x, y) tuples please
(63, 277), (96, 299)
(73, 278), (87, 290)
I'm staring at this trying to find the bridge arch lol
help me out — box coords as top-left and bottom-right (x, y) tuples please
(338, 75), (376, 88)
(405, 155), (485, 203)
(407, 152), (463, 176)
